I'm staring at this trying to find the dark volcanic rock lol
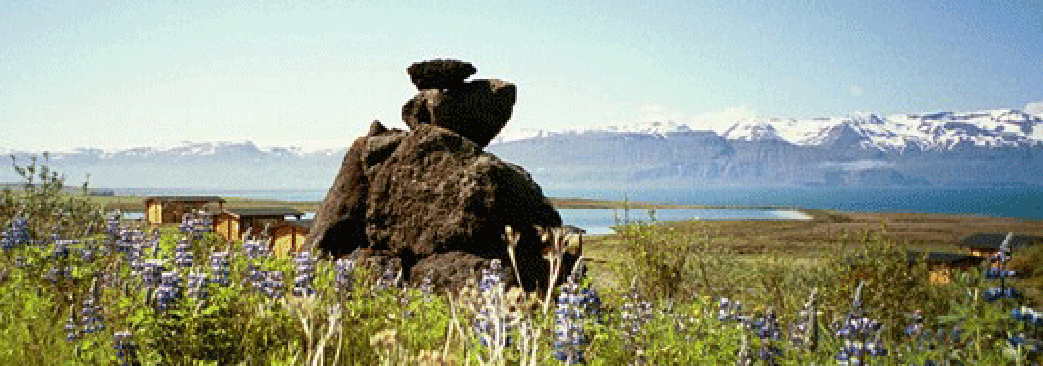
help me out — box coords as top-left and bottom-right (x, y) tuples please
(305, 121), (407, 257)
(401, 79), (516, 148)
(406, 59), (477, 90)
(306, 123), (563, 291)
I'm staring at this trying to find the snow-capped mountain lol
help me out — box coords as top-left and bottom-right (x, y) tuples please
(488, 108), (1043, 188)
(493, 120), (699, 144)
(494, 109), (1043, 153)
(721, 109), (1042, 152)
(4, 107), (1043, 189)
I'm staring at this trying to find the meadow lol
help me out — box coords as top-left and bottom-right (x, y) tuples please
(2, 156), (1042, 365)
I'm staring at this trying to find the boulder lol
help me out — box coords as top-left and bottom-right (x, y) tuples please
(406, 59), (477, 91)
(401, 79), (516, 148)
(306, 123), (564, 291)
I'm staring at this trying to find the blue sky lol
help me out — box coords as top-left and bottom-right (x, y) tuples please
(2, 0), (1041, 152)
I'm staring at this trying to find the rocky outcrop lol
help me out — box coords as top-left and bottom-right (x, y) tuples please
(306, 60), (571, 292)
(406, 59), (477, 91)
(402, 79), (516, 148)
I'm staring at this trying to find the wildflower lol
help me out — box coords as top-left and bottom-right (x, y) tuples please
(154, 271), (182, 311)
(790, 289), (819, 350)
(717, 298), (743, 322)
(375, 264), (400, 291)
(139, 259), (166, 289)
(335, 258), (355, 294)
(187, 272), (209, 300)
(621, 279), (653, 342)
(65, 311), (79, 342)
(472, 259), (517, 348)
(81, 296), (104, 334)
(553, 259), (600, 364)
(174, 239), (193, 268)
(834, 282), (888, 365)
(2, 215), (31, 251)
(113, 331), (140, 366)
(209, 251), (231, 286)
(242, 238), (268, 259)
(293, 251), (316, 296)
(262, 270), (284, 298)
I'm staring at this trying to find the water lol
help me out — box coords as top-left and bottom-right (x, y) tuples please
(559, 208), (809, 235)
(111, 186), (1043, 233)
(546, 187), (1043, 220)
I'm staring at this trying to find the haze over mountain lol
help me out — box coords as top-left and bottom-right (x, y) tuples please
(3, 107), (1042, 190)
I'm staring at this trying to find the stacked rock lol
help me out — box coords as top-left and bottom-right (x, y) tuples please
(306, 59), (571, 294)
(401, 59), (516, 148)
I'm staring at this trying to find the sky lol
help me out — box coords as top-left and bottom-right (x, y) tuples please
(2, 0), (1041, 152)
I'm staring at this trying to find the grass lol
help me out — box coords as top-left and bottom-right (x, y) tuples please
(3, 157), (1042, 364)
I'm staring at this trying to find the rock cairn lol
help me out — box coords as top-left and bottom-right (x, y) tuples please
(306, 59), (573, 293)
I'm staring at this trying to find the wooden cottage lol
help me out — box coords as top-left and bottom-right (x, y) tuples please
(144, 196), (225, 225)
(906, 251), (987, 284)
(214, 207), (304, 242)
(958, 233), (1043, 257)
(270, 219), (312, 255)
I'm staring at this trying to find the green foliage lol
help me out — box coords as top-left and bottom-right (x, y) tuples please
(0, 160), (1037, 364)
(1, 154), (103, 239)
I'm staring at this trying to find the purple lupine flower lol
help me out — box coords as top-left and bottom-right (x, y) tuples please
(790, 289), (819, 350)
(375, 264), (399, 291)
(187, 272), (209, 300)
(65, 311), (79, 342)
(209, 251), (231, 286)
(81, 296), (104, 334)
(293, 251), (316, 296)
(554, 260), (599, 364)
(104, 212), (121, 238)
(335, 258), (355, 295)
(262, 271), (284, 298)
(242, 238), (268, 259)
(834, 282), (888, 365)
(174, 239), (193, 268)
(718, 298), (743, 322)
(620, 281), (653, 342)
(139, 259), (165, 289)
(154, 271), (182, 311)
(2, 216), (31, 251)
(113, 331), (140, 366)
(472, 259), (516, 349)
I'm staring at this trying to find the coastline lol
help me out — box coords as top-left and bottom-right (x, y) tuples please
(87, 195), (801, 213)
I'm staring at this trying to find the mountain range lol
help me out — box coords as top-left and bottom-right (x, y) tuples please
(3, 108), (1042, 189)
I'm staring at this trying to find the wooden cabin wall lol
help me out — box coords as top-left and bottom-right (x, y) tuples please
(271, 225), (308, 256)
(214, 214), (240, 242)
(146, 202), (163, 225)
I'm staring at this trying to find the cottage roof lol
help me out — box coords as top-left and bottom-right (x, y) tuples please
(906, 251), (986, 266)
(145, 196), (225, 203)
(221, 207), (304, 217)
(276, 219), (313, 229)
(958, 233), (1043, 250)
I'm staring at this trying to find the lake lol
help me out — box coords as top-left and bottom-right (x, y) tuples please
(558, 208), (809, 235)
(111, 186), (1043, 230)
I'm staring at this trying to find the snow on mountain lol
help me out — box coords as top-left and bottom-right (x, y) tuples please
(492, 108), (1042, 152)
(494, 120), (703, 144)
(720, 109), (1042, 152)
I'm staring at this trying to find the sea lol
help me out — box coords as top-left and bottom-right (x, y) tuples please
(113, 186), (1043, 234)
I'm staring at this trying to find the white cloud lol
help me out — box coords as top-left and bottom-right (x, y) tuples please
(848, 85), (865, 96)
(1026, 101), (1043, 115)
